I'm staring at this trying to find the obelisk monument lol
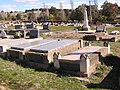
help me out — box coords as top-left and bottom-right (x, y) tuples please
(82, 7), (91, 31)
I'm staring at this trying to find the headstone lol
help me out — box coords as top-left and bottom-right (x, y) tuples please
(0, 25), (5, 29)
(79, 39), (83, 48)
(109, 30), (119, 35)
(74, 28), (78, 33)
(103, 41), (110, 54)
(96, 25), (106, 32)
(29, 29), (39, 38)
(80, 54), (90, 73)
(43, 23), (49, 30)
(53, 52), (60, 69)
(26, 23), (34, 29)
(85, 41), (91, 46)
(0, 29), (7, 38)
(15, 25), (22, 29)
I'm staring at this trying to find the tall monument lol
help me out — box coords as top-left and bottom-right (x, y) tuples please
(82, 7), (91, 31)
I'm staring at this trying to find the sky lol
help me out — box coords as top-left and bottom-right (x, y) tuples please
(0, 0), (119, 11)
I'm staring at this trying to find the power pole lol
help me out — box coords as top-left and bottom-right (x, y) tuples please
(89, 0), (92, 22)
(94, 0), (98, 6)
(46, 5), (49, 19)
(70, 0), (74, 11)
(60, 2), (66, 21)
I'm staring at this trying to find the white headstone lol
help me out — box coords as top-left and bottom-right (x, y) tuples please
(80, 54), (90, 73)
(103, 41), (110, 54)
(0, 29), (7, 38)
(53, 52), (60, 69)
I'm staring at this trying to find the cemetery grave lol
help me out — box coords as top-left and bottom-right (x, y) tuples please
(7, 39), (56, 60)
(58, 45), (109, 77)
(0, 38), (43, 57)
(25, 39), (81, 70)
(99, 35), (120, 42)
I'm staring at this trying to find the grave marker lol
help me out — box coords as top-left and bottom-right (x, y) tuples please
(96, 25), (106, 32)
(29, 29), (39, 38)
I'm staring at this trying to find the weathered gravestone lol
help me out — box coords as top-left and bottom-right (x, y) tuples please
(0, 29), (8, 38)
(103, 41), (110, 54)
(29, 30), (39, 38)
(26, 23), (34, 29)
(53, 52), (60, 69)
(96, 25), (106, 32)
(43, 24), (49, 30)
(80, 54), (90, 73)
(85, 41), (91, 46)
(15, 24), (22, 29)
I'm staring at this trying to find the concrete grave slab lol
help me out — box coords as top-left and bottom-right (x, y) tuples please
(0, 38), (43, 57)
(7, 39), (56, 60)
(59, 46), (108, 77)
(25, 39), (81, 70)
(99, 35), (120, 42)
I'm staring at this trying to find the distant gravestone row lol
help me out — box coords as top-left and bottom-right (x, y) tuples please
(14, 23), (34, 29)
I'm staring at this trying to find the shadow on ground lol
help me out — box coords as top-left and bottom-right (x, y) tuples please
(86, 54), (120, 90)
(1, 54), (120, 89)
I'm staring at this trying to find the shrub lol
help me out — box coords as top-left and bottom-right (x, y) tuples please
(104, 53), (120, 67)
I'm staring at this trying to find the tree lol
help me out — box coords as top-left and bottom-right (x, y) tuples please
(70, 7), (84, 22)
(11, 15), (16, 21)
(49, 14), (54, 21)
(0, 13), (4, 20)
(49, 6), (59, 20)
(64, 9), (71, 20)
(16, 13), (21, 20)
(28, 11), (36, 21)
(101, 2), (119, 21)
(6, 12), (11, 20)
(37, 12), (48, 21)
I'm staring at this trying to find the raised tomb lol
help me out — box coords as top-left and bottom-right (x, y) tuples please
(25, 39), (81, 70)
(5, 38), (110, 77)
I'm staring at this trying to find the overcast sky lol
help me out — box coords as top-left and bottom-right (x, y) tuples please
(0, 0), (119, 11)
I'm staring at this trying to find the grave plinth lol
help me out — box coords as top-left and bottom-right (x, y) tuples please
(7, 39), (54, 60)
(0, 38), (42, 57)
(25, 39), (81, 70)
(59, 46), (109, 77)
